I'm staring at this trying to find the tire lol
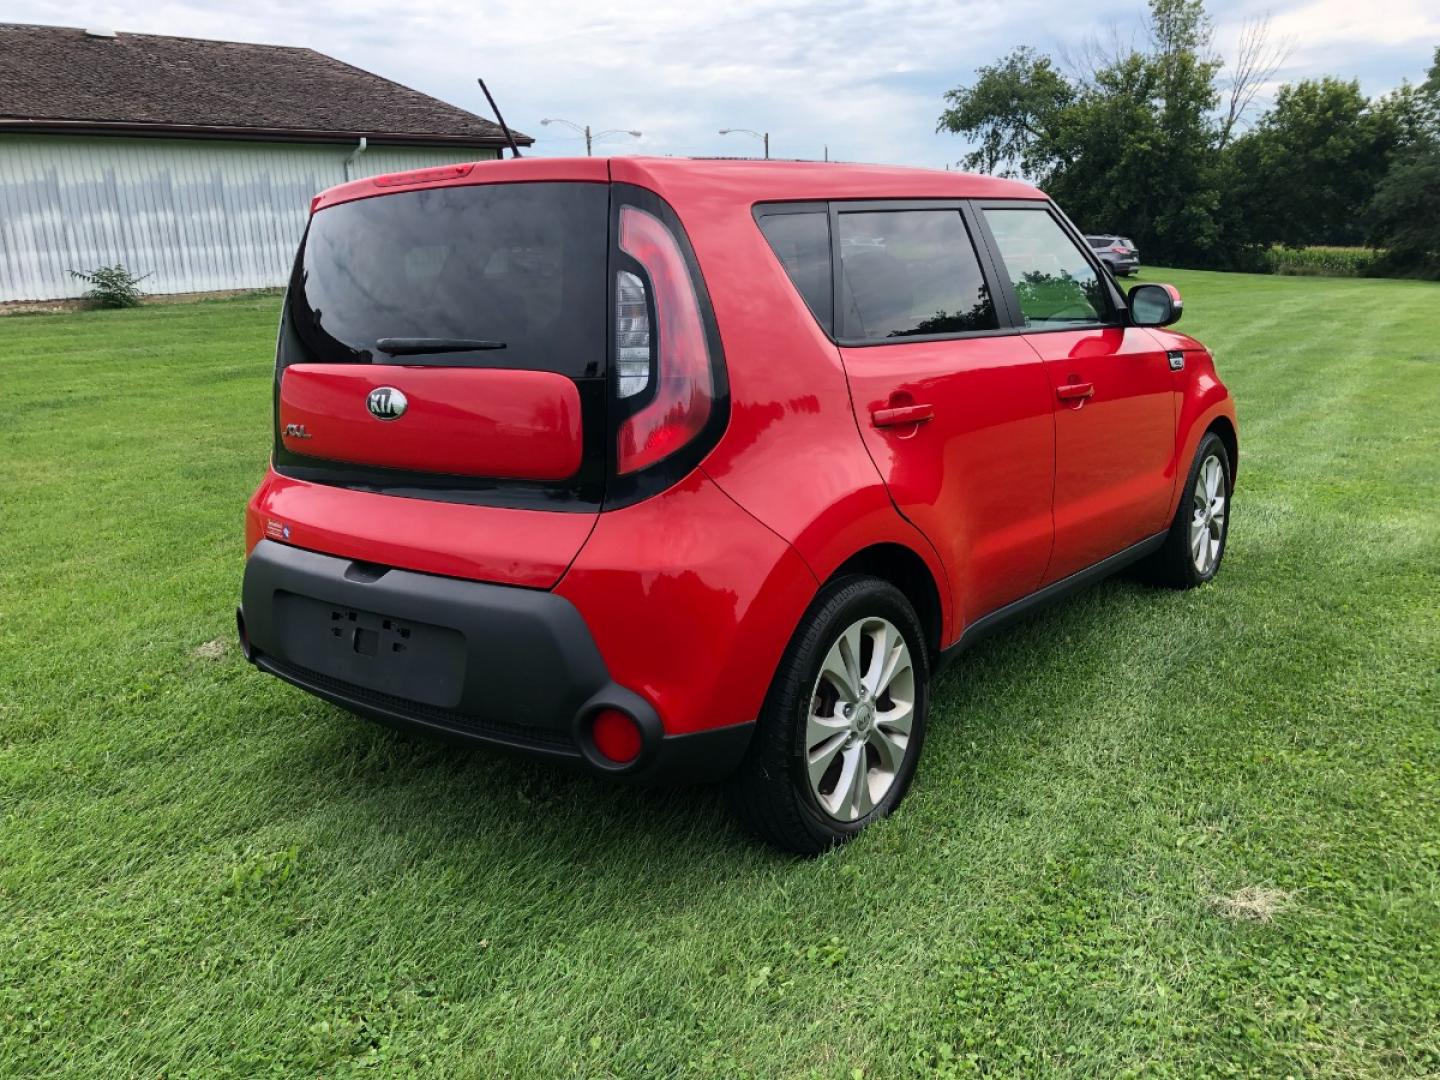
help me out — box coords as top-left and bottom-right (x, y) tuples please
(1138, 431), (1232, 589)
(725, 576), (929, 855)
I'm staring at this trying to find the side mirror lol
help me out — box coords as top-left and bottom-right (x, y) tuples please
(1128, 283), (1183, 327)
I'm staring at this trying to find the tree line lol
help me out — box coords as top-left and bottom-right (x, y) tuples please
(938, 0), (1440, 275)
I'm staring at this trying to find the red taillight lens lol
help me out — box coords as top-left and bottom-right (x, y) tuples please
(1111, 245), (1128, 253)
(591, 708), (643, 763)
(616, 205), (714, 475)
(372, 163), (474, 188)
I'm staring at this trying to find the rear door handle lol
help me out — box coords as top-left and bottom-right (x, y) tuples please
(1055, 382), (1094, 402)
(871, 403), (935, 428)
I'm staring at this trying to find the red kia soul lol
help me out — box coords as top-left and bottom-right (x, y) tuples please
(239, 157), (1237, 853)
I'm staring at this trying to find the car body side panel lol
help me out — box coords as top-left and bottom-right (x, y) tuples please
(555, 470), (819, 736)
(626, 165), (959, 645)
(1146, 329), (1238, 509)
(838, 336), (1056, 627)
(1025, 327), (1179, 584)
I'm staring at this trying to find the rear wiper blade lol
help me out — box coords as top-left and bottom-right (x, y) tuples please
(376, 336), (507, 355)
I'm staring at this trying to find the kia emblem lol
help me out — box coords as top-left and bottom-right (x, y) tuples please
(366, 386), (407, 421)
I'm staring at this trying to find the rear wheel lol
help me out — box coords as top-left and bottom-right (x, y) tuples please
(726, 576), (928, 855)
(1139, 431), (1232, 588)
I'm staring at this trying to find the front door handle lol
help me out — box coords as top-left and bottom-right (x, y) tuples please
(1056, 381), (1094, 402)
(871, 403), (935, 428)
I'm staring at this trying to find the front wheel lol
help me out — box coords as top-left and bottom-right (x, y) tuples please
(1138, 431), (1232, 588)
(725, 576), (929, 855)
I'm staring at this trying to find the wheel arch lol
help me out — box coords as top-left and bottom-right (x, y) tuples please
(1206, 415), (1239, 485)
(827, 542), (944, 659)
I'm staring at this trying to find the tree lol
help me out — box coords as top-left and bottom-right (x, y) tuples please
(937, 1), (1432, 267)
(938, 0), (1228, 265)
(1218, 15), (1290, 148)
(936, 47), (1072, 176)
(1229, 78), (1398, 247)
(1369, 47), (1440, 274)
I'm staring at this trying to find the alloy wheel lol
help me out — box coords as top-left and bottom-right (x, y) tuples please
(804, 616), (916, 822)
(1190, 453), (1227, 575)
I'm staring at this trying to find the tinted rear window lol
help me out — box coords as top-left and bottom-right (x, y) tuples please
(837, 210), (997, 341)
(757, 211), (834, 331)
(282, 182), (609, 378)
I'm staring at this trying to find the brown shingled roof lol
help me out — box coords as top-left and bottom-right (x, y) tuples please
(0, 23), (531, 146)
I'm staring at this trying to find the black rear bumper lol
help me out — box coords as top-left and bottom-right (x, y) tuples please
(239, 540), (751, 783)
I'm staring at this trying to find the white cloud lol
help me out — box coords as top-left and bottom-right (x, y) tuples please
(1262, 0), (1440, 51)
(7, 0), (1437, 167)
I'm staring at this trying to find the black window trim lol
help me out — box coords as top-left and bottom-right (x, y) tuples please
(970, 198), (1132, 335)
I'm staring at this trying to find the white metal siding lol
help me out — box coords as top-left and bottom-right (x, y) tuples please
(0, 135), (499, 300)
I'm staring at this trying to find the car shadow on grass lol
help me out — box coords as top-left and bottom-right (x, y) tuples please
(255, 570), (1207, 895)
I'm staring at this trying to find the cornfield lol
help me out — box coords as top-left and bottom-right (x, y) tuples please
(1262, 245), (1383, 277)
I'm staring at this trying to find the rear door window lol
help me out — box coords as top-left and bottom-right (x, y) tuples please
(282, 182), (609, 377)
(836, 209), (997, 341)
(983, 208), (1110, 328)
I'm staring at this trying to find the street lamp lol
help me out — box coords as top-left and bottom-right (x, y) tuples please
(540, 118), (642, 157)
(719, 127), (769, 159)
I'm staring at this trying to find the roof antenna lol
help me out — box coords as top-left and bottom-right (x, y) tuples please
(476, 78), (523, 158)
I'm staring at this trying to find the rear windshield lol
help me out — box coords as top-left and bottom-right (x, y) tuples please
(281, 182), (609, 378)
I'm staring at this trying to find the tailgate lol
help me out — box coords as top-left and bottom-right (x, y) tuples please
(248, 470), (596, 589)
(279, 363), (582, 481)
(265, 174), (610, 590)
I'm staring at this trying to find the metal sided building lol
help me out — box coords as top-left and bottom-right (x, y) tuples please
(0, 23), (531, 301)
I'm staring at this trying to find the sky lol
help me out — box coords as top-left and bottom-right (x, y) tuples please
(6, 0), (1438, 167)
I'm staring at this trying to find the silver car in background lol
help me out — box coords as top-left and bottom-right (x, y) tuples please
(1086, 234), (1140, 277)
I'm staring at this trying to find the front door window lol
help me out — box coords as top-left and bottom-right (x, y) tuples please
(982, 209), (1109, 327)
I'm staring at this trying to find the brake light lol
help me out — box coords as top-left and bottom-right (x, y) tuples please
(372, 163), (475, 188)
(615, 205), (714, 475)
(1110, 245), (1128, 253)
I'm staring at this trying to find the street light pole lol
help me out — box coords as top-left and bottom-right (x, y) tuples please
(541, 118), (642, 157)
(718, 128), (770, 159)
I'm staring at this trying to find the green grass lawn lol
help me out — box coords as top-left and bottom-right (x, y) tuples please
(2, 271), (1437, 1077)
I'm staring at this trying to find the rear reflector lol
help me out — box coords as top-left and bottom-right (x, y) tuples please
(591, 708), (643, 763)
(615, 205), (714, 474)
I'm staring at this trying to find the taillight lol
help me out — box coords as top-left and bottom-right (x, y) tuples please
(1111, 245), (1128, 253)
(615, 205), (714, 475)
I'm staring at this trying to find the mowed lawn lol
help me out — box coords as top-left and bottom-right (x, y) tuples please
(1, 270), (1437, 1078)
